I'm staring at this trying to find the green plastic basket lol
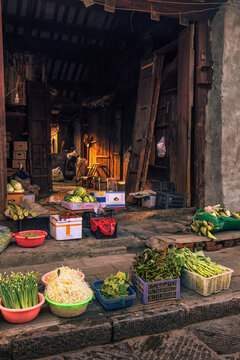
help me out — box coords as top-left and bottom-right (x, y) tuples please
(44, 293), (93, 317)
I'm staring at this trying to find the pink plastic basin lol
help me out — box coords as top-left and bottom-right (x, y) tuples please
(0, 293), (45, 324)
(42, 270), (85, 286)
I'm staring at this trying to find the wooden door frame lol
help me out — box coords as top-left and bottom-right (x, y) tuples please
(0, 0), (7, 218)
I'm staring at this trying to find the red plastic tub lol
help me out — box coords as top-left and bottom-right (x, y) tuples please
(0, 293), (45, 324)
(12, 230), (47, 247)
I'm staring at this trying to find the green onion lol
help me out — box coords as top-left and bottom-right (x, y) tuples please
(0, 271), (39, 309)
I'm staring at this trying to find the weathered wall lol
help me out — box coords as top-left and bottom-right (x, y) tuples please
(206, 3), (240, 211)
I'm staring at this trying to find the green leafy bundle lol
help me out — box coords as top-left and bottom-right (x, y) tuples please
(173, 247), (226, 278)
(0, 271), (39, 309)
(131, 248), (180, 282)
(99, 271), (132, 299)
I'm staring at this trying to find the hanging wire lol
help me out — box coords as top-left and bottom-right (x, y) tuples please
(130, 11), (134, 32)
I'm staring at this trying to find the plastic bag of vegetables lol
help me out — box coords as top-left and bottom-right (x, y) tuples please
(0, 226), (12, 254)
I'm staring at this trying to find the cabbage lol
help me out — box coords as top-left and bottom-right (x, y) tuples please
(10, 180), (23, 191)
(7, 183), (14, 193)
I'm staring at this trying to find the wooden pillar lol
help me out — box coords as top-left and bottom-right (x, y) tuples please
(0, 0), (7, 218)
(193, 21), (211, 208)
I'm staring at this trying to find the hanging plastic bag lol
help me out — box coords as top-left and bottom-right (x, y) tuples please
(157, 136), (166, 158)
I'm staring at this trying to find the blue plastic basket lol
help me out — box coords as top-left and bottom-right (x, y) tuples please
(92, 281), (136, 310)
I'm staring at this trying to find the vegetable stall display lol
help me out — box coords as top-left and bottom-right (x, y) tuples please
(0, 271), (45, 323)
(191, 204), (240, 240)
(6, 201), (36, 221)
(44, 266), (93, 317)
(129, 248), (181, 304)
(63, 186), (97, 204)
(173, 247), (234, 296)
(7, 180), (24, 193)
(93, 271), (136, 310)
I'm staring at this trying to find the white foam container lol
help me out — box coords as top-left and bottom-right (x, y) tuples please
(142, 195), (156, 208)
(50, 215), (82, 240)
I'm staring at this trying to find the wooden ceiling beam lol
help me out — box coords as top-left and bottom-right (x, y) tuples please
(95, 0), (222, 19)
(3, 14), (112, 41)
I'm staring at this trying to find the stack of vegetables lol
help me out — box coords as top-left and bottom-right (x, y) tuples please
(7, 201), (36, 221)
(45, 266), (92, 304)
(191, 204), (240, 239)
(131, 248), (180, 282)
(63, 186), (97, 204)
(173, 247), (227, 278)
(7, 180), (24, 193)
(0, 271), (39, 309)
(99, 271), (132, 298)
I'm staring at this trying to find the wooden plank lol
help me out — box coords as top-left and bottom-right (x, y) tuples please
(125, 53), (163, 194)
(176, 24), (194, 206)
(0, 0), (7, 218)
(125, 56), (155, 194)
(139, 55), (164, 190)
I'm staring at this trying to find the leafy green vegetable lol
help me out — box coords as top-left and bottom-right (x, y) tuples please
(131, 248), (180, 282)
(99, 271), (132, 299)
(173, 247), (226, 278)
(0, 271), (39, 309)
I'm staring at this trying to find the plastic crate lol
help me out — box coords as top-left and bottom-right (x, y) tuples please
(18, 216), (49, 232)
(92, 281), (136, 310)
(128, 268), (180, 304)
(156, 191), (186, 209)
(151, 180), (174, 193)
(181, 266), (234, 297)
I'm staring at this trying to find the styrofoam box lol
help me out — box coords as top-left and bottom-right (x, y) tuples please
(50, 215), (82, 240)
(90, 191), (125, 208)
(142, 195), (156, 208)
(61, 201), (103, 211)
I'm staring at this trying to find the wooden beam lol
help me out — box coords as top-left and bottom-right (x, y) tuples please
(0, 0), (7, 218)
(95, 0), (223, 20)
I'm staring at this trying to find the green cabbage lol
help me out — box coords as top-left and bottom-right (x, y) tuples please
(10, 180), (23, 191)
(7, 183), (14, 193)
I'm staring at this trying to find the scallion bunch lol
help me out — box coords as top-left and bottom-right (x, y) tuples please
(0, 271), (39, 309)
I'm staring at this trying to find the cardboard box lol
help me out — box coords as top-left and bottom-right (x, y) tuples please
(7, 192), (24, 205)
(50, 215), (82, 240)
(14, 141), (28, 151)
(142, 195), (156, 208)
(23, 193), (35, 203)
(90, 191), (125, 208)
(13, 150), (27, 159)
(12, 159), (26, 169)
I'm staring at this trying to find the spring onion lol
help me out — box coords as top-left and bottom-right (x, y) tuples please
(0, 271), (39, 309)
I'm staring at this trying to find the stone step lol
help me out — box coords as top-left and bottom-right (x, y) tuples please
(1, 290), (240, 360)
(89, 246), (127, 257)
(0, 228), (143, 270)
